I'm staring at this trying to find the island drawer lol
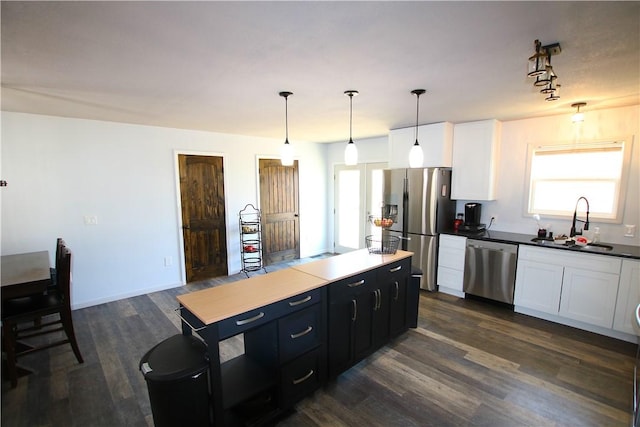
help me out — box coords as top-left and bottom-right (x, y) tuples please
(218, 288), (322, 340)
(279, 303), (322, 363)
(280, 347), (322, 408)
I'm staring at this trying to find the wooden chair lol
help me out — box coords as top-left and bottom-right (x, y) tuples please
(2, 247), (83, 388)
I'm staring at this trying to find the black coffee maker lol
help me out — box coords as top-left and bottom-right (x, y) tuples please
(460, 202), (486, 232)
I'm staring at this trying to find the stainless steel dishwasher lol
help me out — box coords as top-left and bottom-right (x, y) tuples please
(463, 239), (518, 304)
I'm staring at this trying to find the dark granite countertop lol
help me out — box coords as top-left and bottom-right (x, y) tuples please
(442, 229), (640, 260)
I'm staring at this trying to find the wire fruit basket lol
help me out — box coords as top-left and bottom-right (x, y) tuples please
(365, 235), (400, 255)
(368, 215), (396, 229)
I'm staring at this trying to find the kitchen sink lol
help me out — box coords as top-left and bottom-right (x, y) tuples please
(579, 243), (614, 252)
(530, 238), (614, 253)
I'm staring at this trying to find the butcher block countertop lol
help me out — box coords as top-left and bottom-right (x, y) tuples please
(177, 249), (413, 325)
(290, 249), (413, 281)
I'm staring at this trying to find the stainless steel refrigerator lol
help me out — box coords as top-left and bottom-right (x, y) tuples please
(382, 168), (456, 291)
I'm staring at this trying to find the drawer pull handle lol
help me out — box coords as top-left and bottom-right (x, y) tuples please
(290, 326), (313, 339)
(288, 295), (312, 306)
(235, 311), (265, 326)
(292, 369), (314, 385)
(394, 281), (399, 301)
(389, 265), (402, 273)
(348, 279), (365, 288)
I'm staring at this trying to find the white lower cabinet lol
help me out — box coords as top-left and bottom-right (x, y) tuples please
(613, 259), (640, 335)
(513, 259), (563, 314)
(559, 267), (620, 328)
(514, 245), (623, 332)
(437, 234), (466, 297)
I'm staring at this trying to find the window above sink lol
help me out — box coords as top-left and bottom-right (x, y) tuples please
(525, 139), (632, 223)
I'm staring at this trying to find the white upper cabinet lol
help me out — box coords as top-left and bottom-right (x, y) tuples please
(451, 119), (501, 200)
(388, 122), (453, 169)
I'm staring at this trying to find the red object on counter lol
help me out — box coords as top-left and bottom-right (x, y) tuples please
(453, 214), (463, 232)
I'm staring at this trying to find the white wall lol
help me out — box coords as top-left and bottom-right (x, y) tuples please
(455, 105), (640, 246)
(1, 112), (328, 308)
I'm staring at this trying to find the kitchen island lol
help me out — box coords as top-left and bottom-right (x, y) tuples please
(177, 249), (415, 426)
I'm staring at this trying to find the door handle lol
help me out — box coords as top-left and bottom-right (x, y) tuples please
(394, 281), (399, 301)
(348, 279), (365, 288)
(288, 295), (312, 306)
(290, 326), (313, 339)
(351, 299), (357, 322)
(292, 369), (314, 385)
(235, 311), (265, 326)
(389, 265), (402, 273)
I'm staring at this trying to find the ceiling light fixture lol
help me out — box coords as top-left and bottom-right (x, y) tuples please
(527, 39), (562, 101)
(344, 90), (359, 166)
(279, 91), (294, 166)
(571, 102), (587, 122)
(409, 89), (426, 168)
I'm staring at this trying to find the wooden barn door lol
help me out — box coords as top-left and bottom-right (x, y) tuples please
(259, 159), (300, 265)
(178, 154), (228, 282)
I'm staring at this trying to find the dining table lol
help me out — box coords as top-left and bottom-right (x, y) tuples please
(1, 250), (52, 303)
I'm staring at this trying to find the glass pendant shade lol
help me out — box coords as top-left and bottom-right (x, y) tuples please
(528, 40), (548, 78)
(571, 102), (586, 122)
(344, 140), (358, 165)
(528, 55), (547, 78)
(409, 141), (424, 168)
(280, 140), (294, 166)
(540, 74), (557, 94)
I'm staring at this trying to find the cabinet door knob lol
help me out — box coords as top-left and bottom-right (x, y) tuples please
(389, 265), (402, 273)
(394, 281), (399, 301)
(351, 299), (357, 321)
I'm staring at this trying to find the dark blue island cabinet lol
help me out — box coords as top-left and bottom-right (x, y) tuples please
(177, 249), (415, 426)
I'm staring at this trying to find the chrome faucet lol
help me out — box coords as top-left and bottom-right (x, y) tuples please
(570, 196), (590, 237)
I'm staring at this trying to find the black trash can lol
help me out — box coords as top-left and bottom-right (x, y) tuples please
(139, 334), (210, 427)
(408, 267), (423, 328)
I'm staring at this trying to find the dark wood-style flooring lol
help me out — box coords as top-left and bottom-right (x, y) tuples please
(2, 256), (636, 426)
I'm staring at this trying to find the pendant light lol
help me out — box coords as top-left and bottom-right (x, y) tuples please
(571, 102), (587, 122)
(279, 91), (294, 166)
(344, 90), (359, 166)
(409, 89), (426, 168)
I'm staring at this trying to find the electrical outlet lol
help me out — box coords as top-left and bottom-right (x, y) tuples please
(624, 224), (636, 237)
(491, 215), (497, 223)
(83, 215), (98, 225)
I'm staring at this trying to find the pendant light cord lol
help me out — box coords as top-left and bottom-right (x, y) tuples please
(415, 92), (420, 143)
(348, 92), (353, 143)
(285, 95), (289, 143)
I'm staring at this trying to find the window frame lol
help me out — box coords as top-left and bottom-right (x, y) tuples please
(523, 137), (633, 223)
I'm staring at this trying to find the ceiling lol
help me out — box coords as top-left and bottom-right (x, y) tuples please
(2, 1), (639, 143)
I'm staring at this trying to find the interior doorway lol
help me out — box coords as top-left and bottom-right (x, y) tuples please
(258, 158), (300, 265)
(334, 162), (387, 254)
(178, 154), (228, 282)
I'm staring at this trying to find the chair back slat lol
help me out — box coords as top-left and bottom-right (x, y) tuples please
(56, 247), (72, 303)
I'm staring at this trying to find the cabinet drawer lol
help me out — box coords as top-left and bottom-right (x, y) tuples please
(378, 257), (411, 282)
(329, 270), (377, 301)
(439, 234), (466, 250)
(218, 288), (322, 340)
(279, 304), (322, 363)
(280, 348), (322, 408)
(437, 266), (464, 291)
